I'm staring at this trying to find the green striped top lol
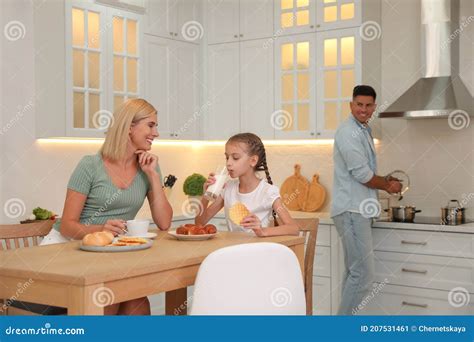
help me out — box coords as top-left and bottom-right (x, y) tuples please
(53, 153), (162, 232)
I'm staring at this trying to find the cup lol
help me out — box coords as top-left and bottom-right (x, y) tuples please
(204, 166), (229, 200)
(126, 219), (150, 236)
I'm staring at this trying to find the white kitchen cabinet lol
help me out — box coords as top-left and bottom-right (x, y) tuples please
(374, 251), (474, 293)
(313, 276), (331, 315)
(207, 0), (240, 44)
(313, 245), (331, 277)
(274, 0), (316, 36)
(207, 0), (274, 44)
(361, 225), (474, 315)
(359, 284), (474, 316)
(316, 27), (360, 138)
(144, 34), (201, 139)
(240, 39), (275, 139)
(315, 0), (361, 31)
(145, 0), (202, 42)
(206, 42), (241, 139)
(174, 40), (202, 139)
(239, 0), (274, 41)
(274, 33), (316, 139)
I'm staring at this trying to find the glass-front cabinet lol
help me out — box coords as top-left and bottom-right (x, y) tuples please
(274, 34), (316, 139)
(275, 0), (361, 35)
(66, 1), (142, 137)
(316, 28), (360, 138)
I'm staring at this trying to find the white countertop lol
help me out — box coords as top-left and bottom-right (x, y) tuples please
(171, 211), (474, 234)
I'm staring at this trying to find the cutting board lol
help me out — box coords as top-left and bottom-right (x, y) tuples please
(303, 174), (326, 212)
(280, 164), (309, 211)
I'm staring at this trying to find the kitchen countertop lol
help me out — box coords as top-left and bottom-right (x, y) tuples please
(170, 211), (474, 234)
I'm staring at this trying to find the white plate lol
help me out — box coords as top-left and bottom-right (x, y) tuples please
(121, 232), (157, 239)
(168, 231), (218, 241)
(80, 239), (153, 252)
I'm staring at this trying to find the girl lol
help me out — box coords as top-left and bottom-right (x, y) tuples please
(195, 133), (298, 236)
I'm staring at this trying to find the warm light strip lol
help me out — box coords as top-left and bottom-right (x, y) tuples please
(37, 138), (380, 146)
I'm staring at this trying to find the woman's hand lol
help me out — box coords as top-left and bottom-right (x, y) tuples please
(203, 173), (216, 193)
(135, 150), (159, 176)
(102, 219), (127, 236)
(241, 214), (267, 237)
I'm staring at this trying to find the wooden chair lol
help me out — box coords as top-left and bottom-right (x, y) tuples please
(0, 220), (66, 315)
(276, 218), (319, 315)
(0, 220), (54, 250)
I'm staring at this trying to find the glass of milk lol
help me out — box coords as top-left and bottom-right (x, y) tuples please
(204, 166), (228, 200)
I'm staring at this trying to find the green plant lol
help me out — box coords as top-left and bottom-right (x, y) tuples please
(183, 173), (206, 196)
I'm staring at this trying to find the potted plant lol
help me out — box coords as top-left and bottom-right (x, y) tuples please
(183, 173), (206, 200)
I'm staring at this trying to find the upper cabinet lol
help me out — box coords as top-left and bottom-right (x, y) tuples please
(274, 0), (361, 35)
(275, 0), (316, 35)
(315, 0), (361, 30)
(143, 35), (201, 140)
(66, 3), (143, 137)
(274, 33), (316, 139)
(145, 0), (203, 42)
(207, 0), (274, 44)
(316, 28), (361, 138)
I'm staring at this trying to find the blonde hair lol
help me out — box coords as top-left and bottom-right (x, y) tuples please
(100, 99), (157, 161)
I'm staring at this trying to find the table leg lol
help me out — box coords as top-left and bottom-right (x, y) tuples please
(68, 285), (105, 315)
(165, 287), (188, 315)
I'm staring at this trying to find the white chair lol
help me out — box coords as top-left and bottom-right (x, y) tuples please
(190, 242), (306, 315)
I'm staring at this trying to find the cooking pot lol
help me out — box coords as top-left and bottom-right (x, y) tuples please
(385, 206), (421, 222)
(441, 200), (465, 225)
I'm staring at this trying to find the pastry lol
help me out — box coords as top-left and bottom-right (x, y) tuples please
(229, 202), (250, 226)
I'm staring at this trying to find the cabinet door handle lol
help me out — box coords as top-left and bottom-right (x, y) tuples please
(402, 301), (428, 308)
(310, 25), (314, 29)
(174, 33), (178, 37)
(234, 34), (238, 38)
(239, 34), (243, 37)
(170, 32), (173, 36)
(401, 268), (428, 274)
(401, 240), (427, 246)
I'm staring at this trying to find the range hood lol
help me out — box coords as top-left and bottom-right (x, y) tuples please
(379, 0), (473, 119)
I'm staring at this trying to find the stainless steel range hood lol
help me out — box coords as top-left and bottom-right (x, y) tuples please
(379, 0), (473, 119)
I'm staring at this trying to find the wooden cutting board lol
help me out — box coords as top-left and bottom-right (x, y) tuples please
(303, 174), (326, 212)
(280, 164), (309, 211)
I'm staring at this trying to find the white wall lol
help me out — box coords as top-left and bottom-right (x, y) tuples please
(378, 0), (474, 218)
(0, 0), (472, 224)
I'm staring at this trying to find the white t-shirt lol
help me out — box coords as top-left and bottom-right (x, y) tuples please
(221, 179), (281, 233)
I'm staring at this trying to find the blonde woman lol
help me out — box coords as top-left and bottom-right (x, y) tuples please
(41, 99), (173, 315)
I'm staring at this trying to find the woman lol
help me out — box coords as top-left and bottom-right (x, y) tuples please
(41, 99), (173, 315)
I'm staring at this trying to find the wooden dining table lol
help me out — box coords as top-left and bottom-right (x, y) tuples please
(0, 231), (305, 315)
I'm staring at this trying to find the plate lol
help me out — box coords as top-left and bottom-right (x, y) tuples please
(168, 231), (218, 241)
(79, 238), (153, 252)
(120, 232), (157, 239)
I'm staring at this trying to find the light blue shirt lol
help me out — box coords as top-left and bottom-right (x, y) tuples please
(331, 115), (378, 218)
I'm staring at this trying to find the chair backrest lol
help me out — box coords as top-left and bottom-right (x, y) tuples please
(190, 242), (306, 315)
(276, 217), (319, 315)
(0, 220), (54, 250)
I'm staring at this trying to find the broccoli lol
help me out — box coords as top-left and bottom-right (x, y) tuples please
(183, 173), (206, 196)
(32, 207), (53, 220)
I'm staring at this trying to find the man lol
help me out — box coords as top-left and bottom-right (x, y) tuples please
(331, 85), (402, 315)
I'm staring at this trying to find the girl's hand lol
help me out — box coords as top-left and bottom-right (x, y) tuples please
(203, 173), (216, 193)
(102, 219), (127, 236)
(241, 214), (266, 236)
(135, 150), (159, 176)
